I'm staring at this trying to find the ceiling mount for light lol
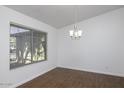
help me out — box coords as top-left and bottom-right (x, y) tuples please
(69, 6), (82, 40)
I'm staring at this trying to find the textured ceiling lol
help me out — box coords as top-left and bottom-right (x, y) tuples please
(6, 5), (124, 28)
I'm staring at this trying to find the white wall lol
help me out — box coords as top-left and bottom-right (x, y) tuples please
(0, 6), (57, 88)
(58, 8), (124, 77)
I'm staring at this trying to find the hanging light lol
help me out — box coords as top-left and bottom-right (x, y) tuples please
(69, 25), (82, 39)
(69, 6), (82, 40)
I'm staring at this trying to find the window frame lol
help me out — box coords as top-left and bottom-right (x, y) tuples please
(9, 23), (48, 69)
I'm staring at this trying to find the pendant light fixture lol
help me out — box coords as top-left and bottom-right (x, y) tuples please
(69, 6), (82, 40)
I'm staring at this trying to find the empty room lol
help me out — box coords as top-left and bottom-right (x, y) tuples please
(0, 5), (124, 88)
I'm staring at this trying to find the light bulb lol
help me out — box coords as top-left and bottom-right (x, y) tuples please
(78, 30), (82, 37)
(74, 31), (78, 38)
(69, 30), (74, 37)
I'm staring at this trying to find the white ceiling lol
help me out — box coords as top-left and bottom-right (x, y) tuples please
(6, 5), (124, 28)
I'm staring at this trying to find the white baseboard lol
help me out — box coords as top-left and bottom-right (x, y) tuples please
(58, 66), (124, 78)
(10, 66), (56, 88)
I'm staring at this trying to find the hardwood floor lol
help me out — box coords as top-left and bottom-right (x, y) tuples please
(18, 67), (124, 88)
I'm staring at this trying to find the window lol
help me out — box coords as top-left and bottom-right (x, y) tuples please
(10, 24), (47, 69)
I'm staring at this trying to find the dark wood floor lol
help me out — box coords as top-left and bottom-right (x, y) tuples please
(18, 67), (124, 88)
